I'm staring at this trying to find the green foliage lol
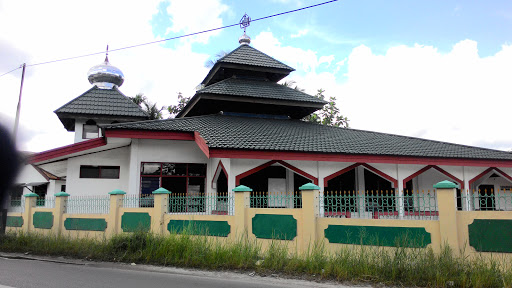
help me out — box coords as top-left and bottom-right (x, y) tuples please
(204, 50), (229, 68)
(129, 93), (164, 120)
(129, 93), (147, 106)
(303, 89), (349, 127)
(2, 231), (511, 287)
(167, 92), (191, 118)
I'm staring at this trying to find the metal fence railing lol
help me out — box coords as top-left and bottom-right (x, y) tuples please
(66, 195), (110, 214)
(36, 196), (55, 208)
(458, 189), (512, 211)
(122, 194), (154, 208)
(7, 197), (24, 213)
(321, 190), (438, 220)
(250, 191), (302, 208)
(168, 194), (234, 215)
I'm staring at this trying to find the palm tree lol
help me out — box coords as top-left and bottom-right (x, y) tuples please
(143, 101), (164, 120)
(129, 93), (147, 107)
(204, 51), (229, 68)
(280, 80), (305, 92)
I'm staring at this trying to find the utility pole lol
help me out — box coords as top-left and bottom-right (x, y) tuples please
(13, 63), (26, 144)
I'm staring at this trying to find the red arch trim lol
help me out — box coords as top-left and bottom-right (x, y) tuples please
(403, 165), (464, 190)
(235, 160), (318, 186)
(468, 167), (512, 190)
(323, 163), (398, 188)
(212, 160), (228, 188)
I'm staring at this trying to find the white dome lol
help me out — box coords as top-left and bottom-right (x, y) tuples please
(87, 56), (124, 89)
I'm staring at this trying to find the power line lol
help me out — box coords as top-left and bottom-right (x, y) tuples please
(1, 0), (338, 74)
(0, 66), (21, 78)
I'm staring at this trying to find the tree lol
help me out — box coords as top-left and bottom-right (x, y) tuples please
(167, 92), (191, 118)
(280, 80), (305, 92)
(303, 89), (349, 128)
(129, 93), (147, 106)
(129, 93), (164, 120)
(143, 101), (164, 120)
(204, 50), (229, 68)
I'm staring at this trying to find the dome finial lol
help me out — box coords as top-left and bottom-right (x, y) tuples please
(239, 13), (251, 45)
(104, 45), (109, 63)
(87, 46), (124, 89)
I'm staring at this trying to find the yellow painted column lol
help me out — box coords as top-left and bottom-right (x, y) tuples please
(152, 188), (171, 235)
(434, 180), (460, 255)
(53, 192), (70, 235)
(300, 183), (320, 253)
(233, 185), (251, 238)
(106, 189), (126, 237)
(23, 193), (38, 233)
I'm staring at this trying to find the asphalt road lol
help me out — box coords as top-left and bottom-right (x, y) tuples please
(0, 254), (362, 288)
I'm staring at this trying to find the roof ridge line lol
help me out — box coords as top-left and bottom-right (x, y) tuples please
(53, 85), (97, 113)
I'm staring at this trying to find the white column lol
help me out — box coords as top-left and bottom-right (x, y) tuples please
(128, 139), (139, 195)
(396, 164), (405, 218)
(356, 166), (366, 215)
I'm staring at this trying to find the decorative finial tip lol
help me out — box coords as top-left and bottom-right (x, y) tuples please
(104, 45), (109, 63)
(239, 32), (251, 45)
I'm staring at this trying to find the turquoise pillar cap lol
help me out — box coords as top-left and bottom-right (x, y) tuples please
(152, 187), (171, 194)
(24, 193), (39, 197)
(54, 192), (70, 197)
(108, 189), (126, 195)
(433, 180), (459, 189)
(232, 185), (253, 192)
(299, 183), (320, 190)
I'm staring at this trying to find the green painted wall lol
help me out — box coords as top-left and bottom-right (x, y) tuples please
(33, 212), (53, 229)
(324, 225), (431, 248)
(168, 220), (230, 237)
(6, 216), (23, 227)
(64, 218), (107, 231)
(468, 219), (512, 253)
(121, 212), (151, 232)
(252, 214), (297, 240)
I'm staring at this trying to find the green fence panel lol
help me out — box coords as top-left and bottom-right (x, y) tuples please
(468, 219), (512, 253)
(252, 214), (297, 240)
(33, 212), (53, 229)
(325, 225), (431, 248)
(6, 216), (23, 227)
(121, 212), (151, 232)
(168, 220), (230, 237)
(64, 218), (107, 231)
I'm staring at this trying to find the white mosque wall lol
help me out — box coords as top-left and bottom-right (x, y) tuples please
(66, 146), (130, 196)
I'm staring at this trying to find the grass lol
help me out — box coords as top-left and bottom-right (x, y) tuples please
(1, 231), (511, 288)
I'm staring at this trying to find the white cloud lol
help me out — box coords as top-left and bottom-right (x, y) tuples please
(250, 32), (512, 150)
(0, 0), (213, 152)
(165, 0), (230, 44)
(290, 29), (309, 38)
(339, 40), (512, 150)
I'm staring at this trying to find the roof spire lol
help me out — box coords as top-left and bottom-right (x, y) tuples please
(238, 13), (251, 45)
(104, 45), (109, 63)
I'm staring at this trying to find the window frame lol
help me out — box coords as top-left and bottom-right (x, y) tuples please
(140, 162), (207, 195)
(79, 165), (120, 179)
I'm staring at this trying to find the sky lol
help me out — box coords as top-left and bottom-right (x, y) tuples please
(1, 0), (512, 152)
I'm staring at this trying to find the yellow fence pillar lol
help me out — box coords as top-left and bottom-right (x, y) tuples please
(233, 185), (251, 238)
(300, 183), (320, 253)
(53, 192), (69, 235)
(107, 189), (125, 237)
(23, 193), (38, 233)
(434, 180), (460, 254)
(152, 188), (171, 235)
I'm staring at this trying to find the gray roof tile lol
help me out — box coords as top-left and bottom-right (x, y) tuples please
(197, 78), (327, 104)
(54, 86), (148, 118)
(103, 114), (512, 161)
(218, 45), (295, 71)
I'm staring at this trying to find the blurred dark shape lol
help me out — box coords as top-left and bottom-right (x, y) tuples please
(0, 124), (20, 234)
